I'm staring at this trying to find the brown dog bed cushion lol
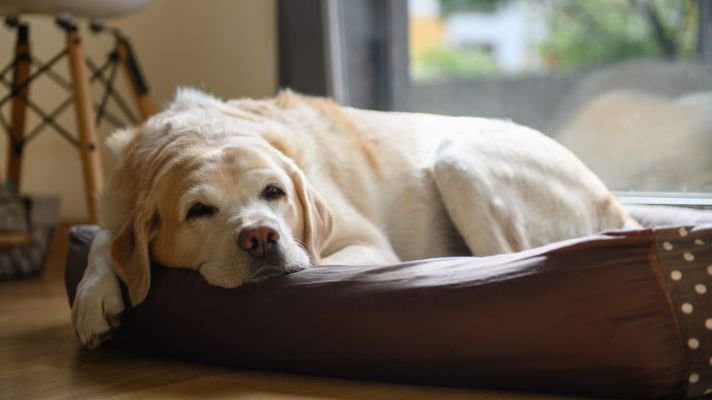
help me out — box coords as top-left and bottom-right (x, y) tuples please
(65, 206), (712, 399)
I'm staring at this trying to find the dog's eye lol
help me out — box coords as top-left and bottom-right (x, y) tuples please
(262, 184), (286, 201)
(186, 203), (216, 220)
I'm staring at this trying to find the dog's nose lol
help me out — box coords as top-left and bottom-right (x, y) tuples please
(238, 224), (280, 257)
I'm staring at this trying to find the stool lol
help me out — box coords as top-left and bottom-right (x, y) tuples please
(0, 0), (154, 224)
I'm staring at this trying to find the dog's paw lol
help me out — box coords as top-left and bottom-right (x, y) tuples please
(71, 270), (125, 349)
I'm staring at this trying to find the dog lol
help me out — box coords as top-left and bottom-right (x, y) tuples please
(72, 88), (637, 348)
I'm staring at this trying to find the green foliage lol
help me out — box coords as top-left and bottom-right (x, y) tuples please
(540, 0), (699, 69)
(412, 0), (702, 80)
(439, 0), (511, 15)
(412, 46), (498, 81)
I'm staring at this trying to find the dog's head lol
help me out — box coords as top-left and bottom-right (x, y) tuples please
(105, 89), (333, 306)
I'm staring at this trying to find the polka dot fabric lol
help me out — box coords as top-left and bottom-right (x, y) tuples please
(657, 226), (712, 398)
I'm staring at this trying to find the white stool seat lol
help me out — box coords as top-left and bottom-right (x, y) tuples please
(0, 0), (151, 19)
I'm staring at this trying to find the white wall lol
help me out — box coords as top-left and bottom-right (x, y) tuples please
(0, 0), (277, 221)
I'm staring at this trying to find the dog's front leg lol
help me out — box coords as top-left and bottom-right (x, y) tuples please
(320, 216), (402, 265)
(71, 229), (125, 349)
(322, 242), (400, 266)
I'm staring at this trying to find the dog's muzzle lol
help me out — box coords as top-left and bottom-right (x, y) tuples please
(237, 223), (281, 258)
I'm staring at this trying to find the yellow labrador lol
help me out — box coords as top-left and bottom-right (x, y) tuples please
(72, 89), (637, 348)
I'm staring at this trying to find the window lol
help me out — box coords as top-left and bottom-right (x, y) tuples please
(279, 0), (712, 203)
(408, 0), (712, 199)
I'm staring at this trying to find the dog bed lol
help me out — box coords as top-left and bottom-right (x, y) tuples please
(65, 205), (712, 399)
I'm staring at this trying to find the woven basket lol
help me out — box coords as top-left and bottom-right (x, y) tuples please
(0, 194), (60, 279)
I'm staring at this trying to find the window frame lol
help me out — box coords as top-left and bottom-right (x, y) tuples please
(277, 0), (410, 110)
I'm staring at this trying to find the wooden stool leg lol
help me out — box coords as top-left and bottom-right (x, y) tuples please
(6, 23), (31, 193)
(115, 36), (156, 120)
(65, 27), (103, 224)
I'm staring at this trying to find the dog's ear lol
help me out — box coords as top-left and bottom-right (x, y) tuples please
(110, 198), (159, 306)
(290, 169), (334, 263)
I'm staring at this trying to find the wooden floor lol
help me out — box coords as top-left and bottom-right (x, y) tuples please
(0, 225), (578, 400)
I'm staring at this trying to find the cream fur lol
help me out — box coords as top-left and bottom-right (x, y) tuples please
(72, 88), (634, 348)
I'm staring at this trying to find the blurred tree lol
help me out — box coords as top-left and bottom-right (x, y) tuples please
(541, 0), (701, 69)
(413, 0), (706, 80)
(412, 46), (498, 80)
(439, 0), (511, 15)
